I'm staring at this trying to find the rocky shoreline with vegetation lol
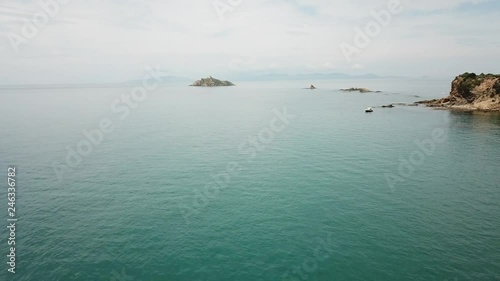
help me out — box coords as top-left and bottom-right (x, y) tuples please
(418, 73), (500, 111)
(190, 76), (235, 87)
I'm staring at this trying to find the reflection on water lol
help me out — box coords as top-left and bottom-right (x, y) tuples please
(448, 110), (500, 134)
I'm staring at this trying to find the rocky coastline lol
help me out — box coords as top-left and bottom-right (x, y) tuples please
(418, 73), (500, 111)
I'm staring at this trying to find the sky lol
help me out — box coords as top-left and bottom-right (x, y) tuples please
(0, 0), (499, 84)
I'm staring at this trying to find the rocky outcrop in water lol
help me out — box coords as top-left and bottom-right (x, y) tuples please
(190, 76), (235, 87)
(419, 73), (500, 111)
(341, 87), (380, 93)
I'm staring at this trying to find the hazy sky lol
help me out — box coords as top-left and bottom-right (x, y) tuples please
(1, 0), (499, 84)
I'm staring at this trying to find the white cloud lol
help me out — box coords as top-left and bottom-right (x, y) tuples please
(323, 62), (336, 69)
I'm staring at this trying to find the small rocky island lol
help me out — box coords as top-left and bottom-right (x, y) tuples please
(419, 73), (500, 111)
(341, 87), (380, 93)
(190, 76), (235, 87)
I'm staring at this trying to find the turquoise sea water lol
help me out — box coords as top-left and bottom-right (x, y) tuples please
(0, 79), (499, 281)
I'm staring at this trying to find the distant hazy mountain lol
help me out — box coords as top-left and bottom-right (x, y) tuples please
(0, 76), (194, 89)
(0, 73), (409, 89)
(224, 72), (400, 81)
(124, 76), (192, 85)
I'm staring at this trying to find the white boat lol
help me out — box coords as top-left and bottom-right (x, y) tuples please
(365, 107), (373, 113)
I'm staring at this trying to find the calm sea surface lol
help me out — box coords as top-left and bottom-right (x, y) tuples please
(0, 79), (499, 281)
